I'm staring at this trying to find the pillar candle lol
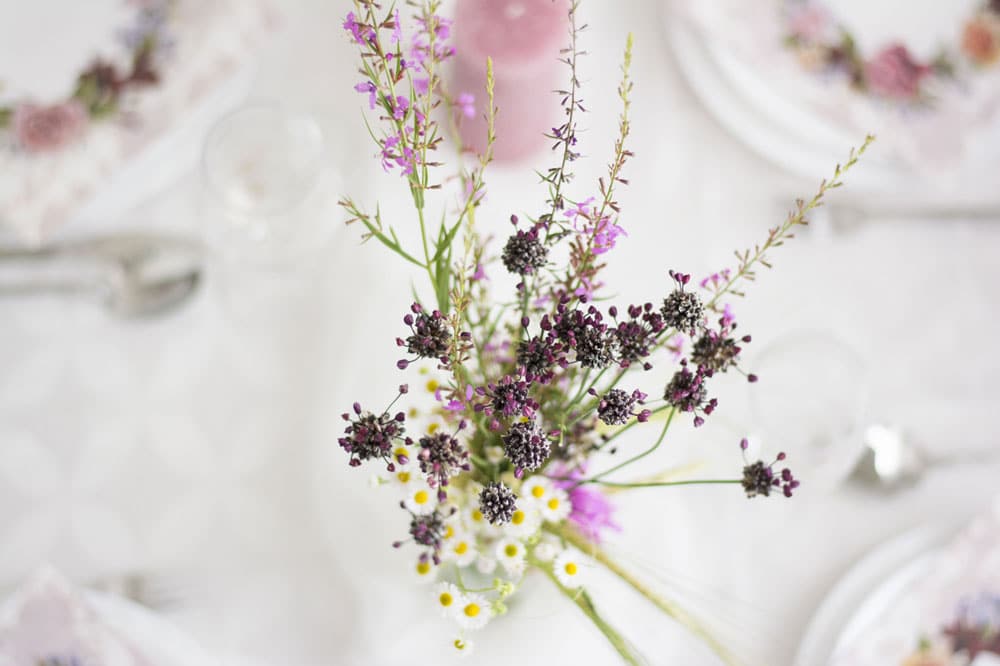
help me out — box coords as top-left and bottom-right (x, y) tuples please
(452, 0), (570, 162)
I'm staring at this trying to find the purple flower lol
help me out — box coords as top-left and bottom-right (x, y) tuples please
(609, 303), (666, 370)
(390, 9), (402, 44)
(457, 92), (476, 118)
(396, 302), (452, 368)
(12, 102), (88, 153)
(864, 44), (932, 100)
(475, 372), (538, 424)
(354, 81), (378, 109)
(590, 216), (627, 255)
(552, 467), (621, 544)
(741, 441), (798, 498)
(343, 11), (373, 46)
(392, 95), (410, 121)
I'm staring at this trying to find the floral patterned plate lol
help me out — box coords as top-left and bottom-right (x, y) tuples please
(665, 0), (1000, 208)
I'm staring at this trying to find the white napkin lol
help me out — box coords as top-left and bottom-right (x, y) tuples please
(0, 567), (152, 666)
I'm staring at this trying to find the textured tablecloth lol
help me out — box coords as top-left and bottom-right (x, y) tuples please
(1, 1), (999, 665)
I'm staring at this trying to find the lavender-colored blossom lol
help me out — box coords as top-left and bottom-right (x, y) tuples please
(457, 93), (476, 119)
(390, 9), (402, 44)
(552, 467), (620, 543)
(354, 81), (378, 109)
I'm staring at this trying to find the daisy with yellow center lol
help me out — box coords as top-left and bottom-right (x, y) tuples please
(521, 476), (551, 505)
(434, 582), (461, 618)
(403, 482), (436, 515)
(455, 592), (491, 630)
(443, 532), (478, 567)
(413, 558), (437, 584)
(495, 537), (526, 576)
(504, 506), (541, 538)
(553, 550), (584, 589)
(539, 487), (571, 522)
(453, 636), (475, 657)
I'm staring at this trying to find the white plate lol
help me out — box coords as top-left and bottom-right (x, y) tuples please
(794, 523), (957, 666)
(2, 590), (214, 666)
(664, 2), (1000, 209)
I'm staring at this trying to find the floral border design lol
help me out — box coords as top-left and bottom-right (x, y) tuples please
(0, 0), (175, 153)
(783, 0), (1000, 103)
(902, 593), (1000, 666)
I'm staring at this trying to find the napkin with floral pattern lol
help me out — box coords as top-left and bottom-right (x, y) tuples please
(0, 567), (151, 666)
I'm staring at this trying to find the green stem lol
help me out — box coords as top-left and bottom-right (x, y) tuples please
(539, 562), (643, 665)
(583, 408), (676, 486)
(593, 479), (740, 489)
(551, 523), (740, 666)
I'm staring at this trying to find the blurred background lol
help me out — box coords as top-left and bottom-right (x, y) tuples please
(1, 0), (999, 665)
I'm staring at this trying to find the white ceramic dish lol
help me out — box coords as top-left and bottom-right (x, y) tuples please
(794, 523), (957, 666)
(1, 590), (214, 666)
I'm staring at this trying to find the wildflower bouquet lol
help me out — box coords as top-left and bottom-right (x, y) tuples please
(338, 1), (871, 662)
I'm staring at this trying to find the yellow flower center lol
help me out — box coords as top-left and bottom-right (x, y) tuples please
(439, 592), (453, 607)
(463, 603), (480, 617)
(426, 379), (439, 393)
(547, 498), (560, 510)
(397, 471), (411, 483)
(564, 562), (578, 576)
(407, 407), (419, 418)
(444, 525), (455, 539)
(427, 423), (440, 434)
(454, 639), (467, 651)
(531, 486), (545, 499)
(414, 490), (430, 505)
(471, 510), (483, 522)
(455, 542), (468, 555)
(394, 446), (409, 458)
(511, 510), (525, 525)
(504, 544), (519, 558)
(416, 561), (431, 575)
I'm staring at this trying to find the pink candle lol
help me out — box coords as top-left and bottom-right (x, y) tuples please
(452, 0), (570, 162)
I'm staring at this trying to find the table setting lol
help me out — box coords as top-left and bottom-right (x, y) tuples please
(1, 1), (999, 665)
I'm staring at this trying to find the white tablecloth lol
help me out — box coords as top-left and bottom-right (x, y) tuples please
(2, 1), (999, 665)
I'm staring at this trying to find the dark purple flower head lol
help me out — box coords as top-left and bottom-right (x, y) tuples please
(338, 402), (406, 470)
(663, 361), (717, 426)
(478, 482), (517, 525)
(502, 419), (551, 476)
(397, 302), (451, 367)
(475, 372), (538, 421)
(661, 270), (705, 336)
(691, 315), (751, 375)
(417, 430), (471, 499)
(501, 216), (548, 276)
(741, 444), (798, 499)
(548, 302), (615, 369)
(610, 302), (666, 370)
(595, 388), (650, 426)
(394, 506), (455, 565)
(516, 333), (564, 384)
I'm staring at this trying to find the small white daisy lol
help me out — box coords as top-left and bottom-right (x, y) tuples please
(434, 582), (461, 618)
(413, 558), (437, 584)
(403, 482), (437, 515)
(462, 506), (497, 537)
(539, 487), (571, 522)
(521, 476), (552, 505)
(475, 555), (497, 575)
(443, 532), (478, 567)
(533, 540), (559, 563)
(504, 506), (541, 538)
(452, 636), (475, 657)
(495, 538), (526, 576)
(455, 592), (492, 630)
(553, 550), (585, 589)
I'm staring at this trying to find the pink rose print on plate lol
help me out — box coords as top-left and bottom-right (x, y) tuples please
(12, 101), (89, 153)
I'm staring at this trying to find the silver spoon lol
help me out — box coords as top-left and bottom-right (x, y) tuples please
(0, 233), (202, 318)
(850, 424), (1000, 491)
